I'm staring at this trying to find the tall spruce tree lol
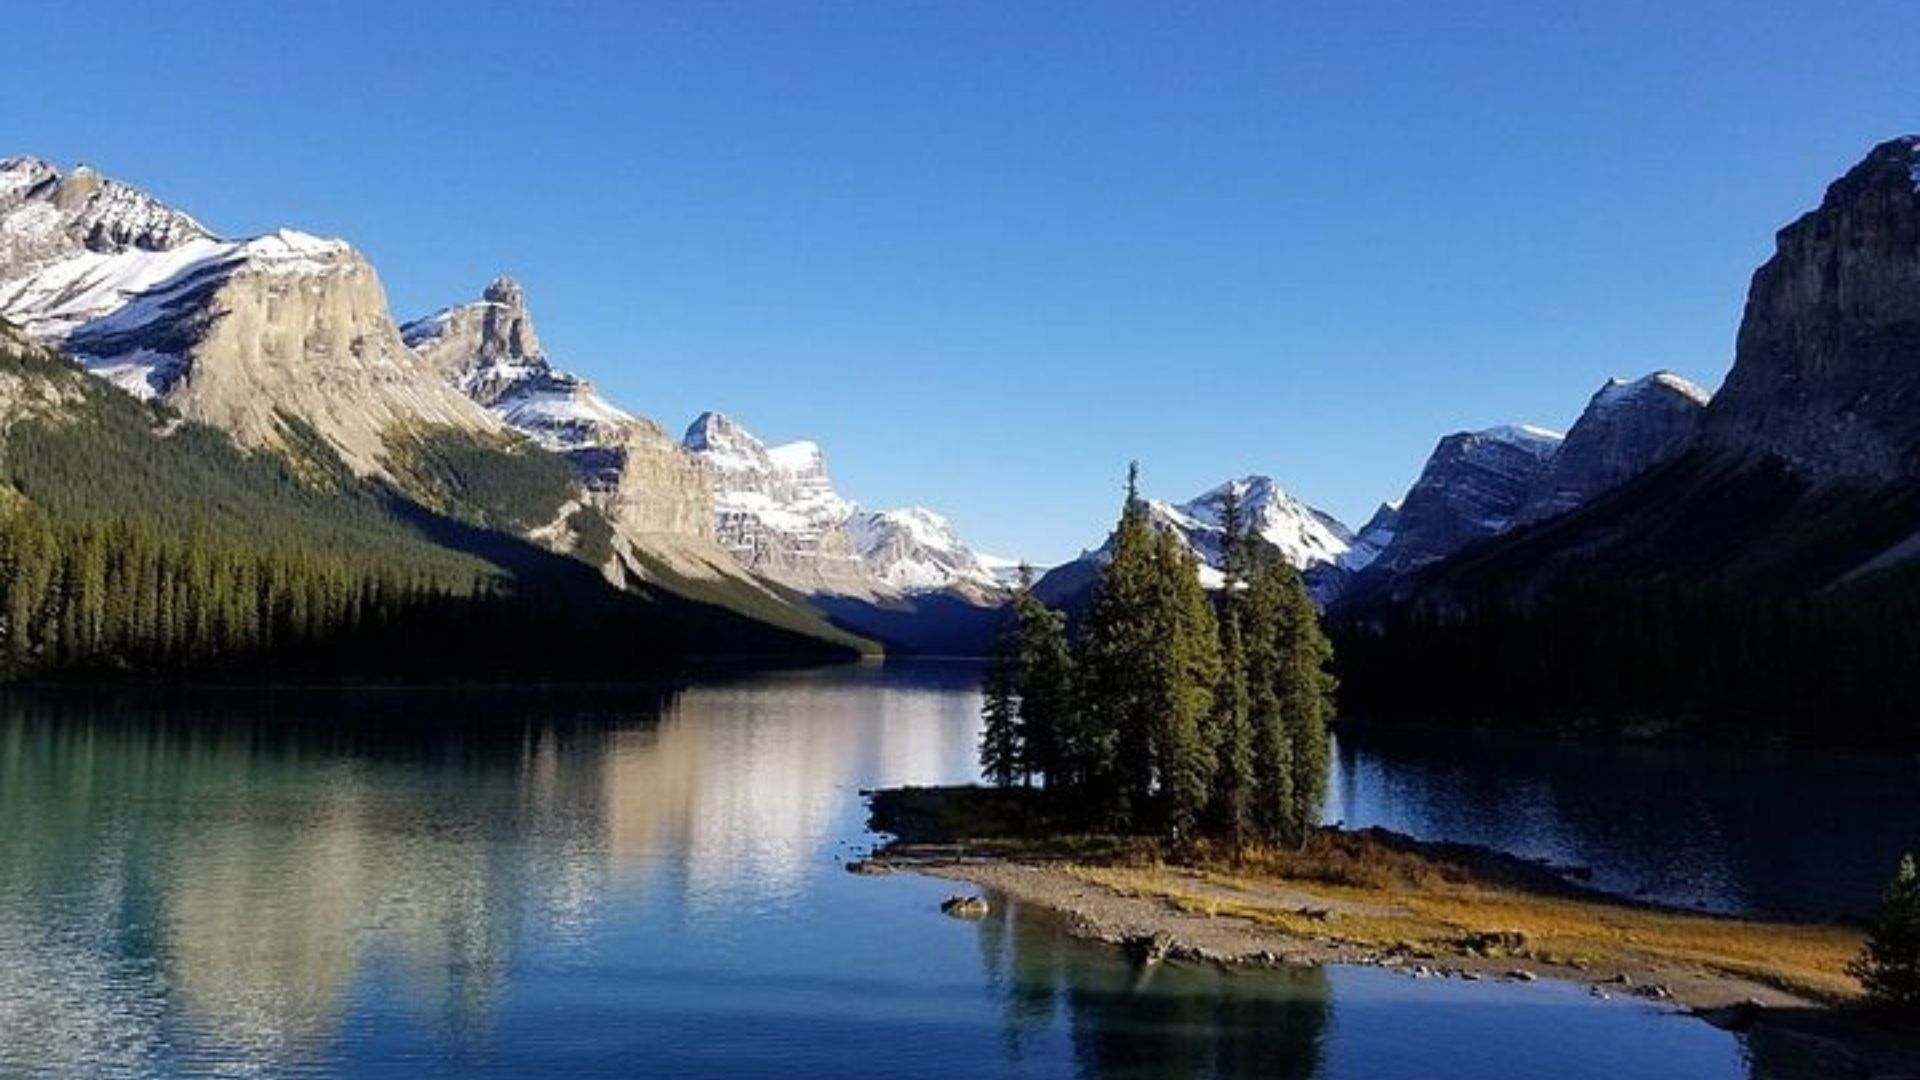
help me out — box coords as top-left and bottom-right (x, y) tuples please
(1208, 484), (1255, 844)
(1010, 565), (1074, 788)
(1270, 558), (1335, 842)
(1154, 529), (1221, 843)
(1242, 558), (1293, 843)
(1077, 463), (1161, 828)
(979, 612), (1026, 787)
(1238, 552), (1337, 845)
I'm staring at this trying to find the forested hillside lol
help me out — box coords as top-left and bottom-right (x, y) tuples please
(0, 322), (866, 679)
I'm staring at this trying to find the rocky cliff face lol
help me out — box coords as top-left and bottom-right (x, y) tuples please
(403, 278), (633, 452)
(1702, 136), (1920, 479)
(682, 411), (1010, 598)
(0, 157), (499, 473)
(1353, 424), (1563, 587)
(1517, 372), (1709, 524)
(682, 412), (880, 596)
(848, 507), (1017, 596)
(402, 279), (725, 574)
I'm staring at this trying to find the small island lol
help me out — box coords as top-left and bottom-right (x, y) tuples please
(858, 783), (1920, 1076)
(854, 475), (1920, 1077)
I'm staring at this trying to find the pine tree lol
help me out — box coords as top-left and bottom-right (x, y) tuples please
(1155, 531), (1220, 843)
(1208, 484), (1256, 844)
(1271, 559), (1335, 843)
(1850, 853), (1920, 1012)
(1010, 565), (1074, 788)
(1077, 462), (1161, 828)
(1242, 556), (1295, 843)
(980, 615), (1024, 787)
(1209, 608), (1254, 843)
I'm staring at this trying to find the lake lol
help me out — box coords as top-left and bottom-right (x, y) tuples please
(0, 664), (1883, 1079)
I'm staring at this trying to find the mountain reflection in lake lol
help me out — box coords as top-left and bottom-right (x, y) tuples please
(0, 668), (1830, 1078)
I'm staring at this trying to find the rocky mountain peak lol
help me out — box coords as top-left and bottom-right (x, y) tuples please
(1349, 423), (1562, 590)
(483, 274), (525, 307)
(0, 157), (211, 259)
(0, 156), (497, 472)
(849, 507), (1014, 594)
(404, 279), (631, 450)
(680, 411), (1007, 599)
(1516, 371), (1710, 524)
(1701, 135), (1920, 479)
(683, 411), (769, 466)
(1177, 475), (1355, 570)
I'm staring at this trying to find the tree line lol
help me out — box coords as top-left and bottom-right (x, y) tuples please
(0, 506), (749, 680)
(982, 467), (1337, 846)
(1330, 572), (1920, 742)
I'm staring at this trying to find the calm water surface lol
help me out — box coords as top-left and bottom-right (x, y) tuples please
(1330, 723), (1920, 917)
(0, 665), (1874, 1078)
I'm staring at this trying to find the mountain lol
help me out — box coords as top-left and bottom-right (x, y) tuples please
(0, 157), (497, 474)
(681, 410), (1011, 601)
(1516, 373), (1709, 524)
(0, 316), (866, 676)
(1326, 375), (1708, 603)
(1381, 136), (1920, 602)
(1034, 475), (1354, 611)
(404, 277), (632, 452)
(0, 156), (878, 660)
(1333, 137), (1920, 736)
(1700, 136), (1920, 480)
(849, 507), (1018, 596)
(401, 278), (733, 580)
(682, 411), (875, 595)
(1342, 501), (1401, 570)
(1337, 424), (1562, 602)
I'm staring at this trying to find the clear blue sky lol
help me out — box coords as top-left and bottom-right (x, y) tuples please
(4, 2), (1914, 562)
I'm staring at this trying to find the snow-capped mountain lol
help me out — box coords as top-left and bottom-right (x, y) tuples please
(0, 157), (497, 472)
(849, 507), (1018, 595)
(404, 277), (635, 453)
(1340, 500), (1401, 571)
(1517, 372), (1709, 524)
(1344, 423), (1563, 595)
(683, 412), (1010, 598)
(1036, 474), (1357, 607)
(1176, 476), (1356, 571)
(0, 158), (741, 586)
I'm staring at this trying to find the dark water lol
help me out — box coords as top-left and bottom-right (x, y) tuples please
(1330, 723), (1920, 917)
(0, 666), (1847, 1079)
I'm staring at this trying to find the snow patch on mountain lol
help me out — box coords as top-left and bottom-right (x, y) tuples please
(684, 412), (1010, 597)
(1338, 500), (1401, 572)
(1060, 475), (1356, 597)
(1179, 476), (1356, 569)
(850, 507), (1015, 593)
(1516, 372), (1710, 525)
(1594, 371), (1711, 409)
(402, 277), (634, 451)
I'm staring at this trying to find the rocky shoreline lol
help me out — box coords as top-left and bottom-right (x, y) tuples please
(859, 851), (1790, 1014)
(850, 798), (1920, 1076)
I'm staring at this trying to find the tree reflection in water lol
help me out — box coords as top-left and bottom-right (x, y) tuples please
(976, 895), (1332, 1079)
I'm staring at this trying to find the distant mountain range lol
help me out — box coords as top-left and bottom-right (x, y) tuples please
(1036, 370), (1713, 615)
(0, 137), (1915, 672)
(0, 155), (1014, 655)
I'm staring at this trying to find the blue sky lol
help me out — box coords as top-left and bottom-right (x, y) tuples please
(4, 2), (1914, 562)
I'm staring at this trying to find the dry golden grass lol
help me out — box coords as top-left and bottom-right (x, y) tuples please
(1063, 834), (1865, 1003)
(874, 787), (1866, 1003)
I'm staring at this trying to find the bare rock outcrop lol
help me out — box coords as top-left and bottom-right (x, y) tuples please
(1702, 136), (1920, 479)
